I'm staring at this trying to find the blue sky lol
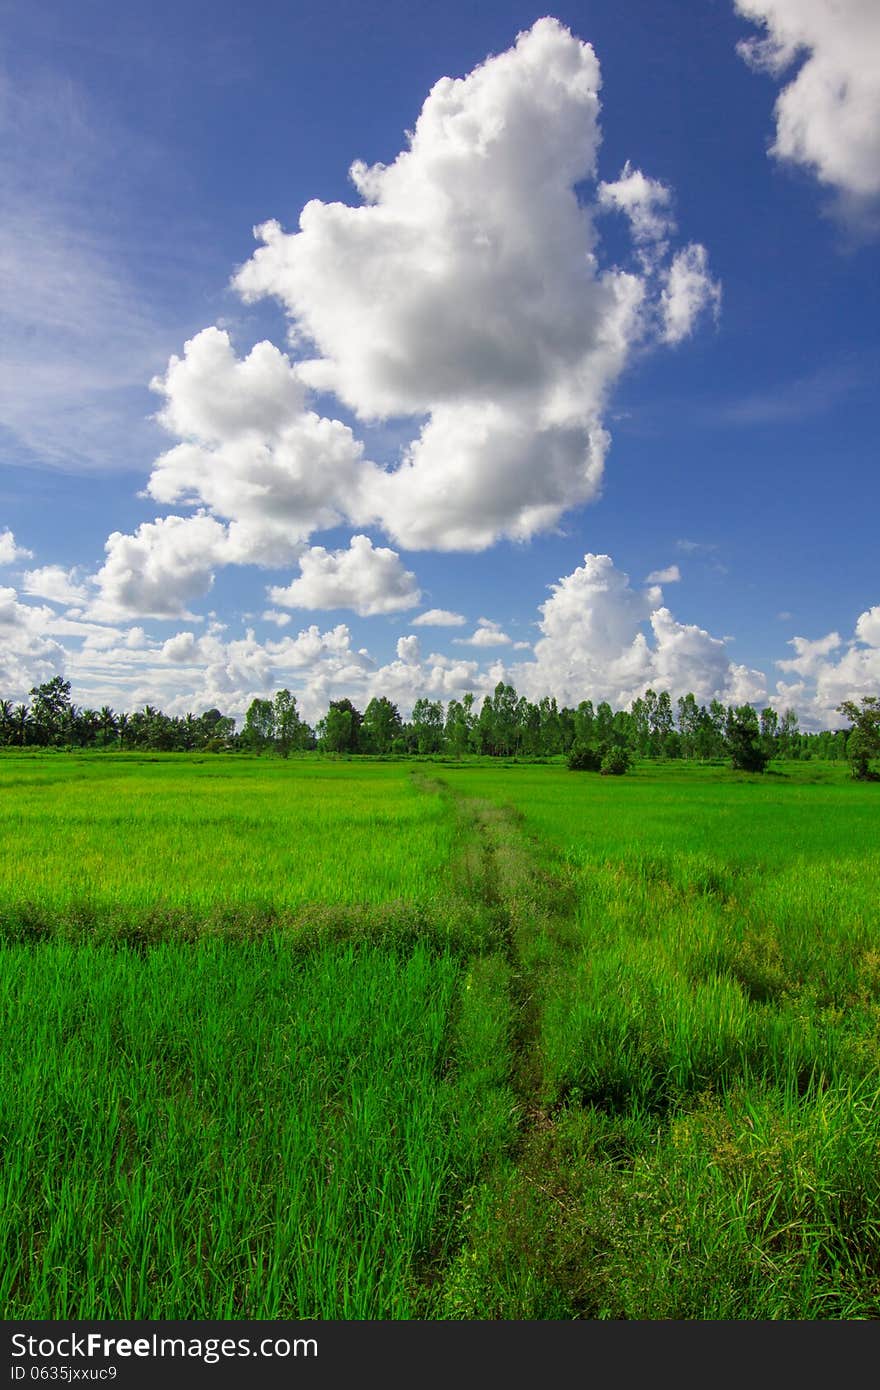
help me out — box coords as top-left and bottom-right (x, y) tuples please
(1, 0), (878, 726)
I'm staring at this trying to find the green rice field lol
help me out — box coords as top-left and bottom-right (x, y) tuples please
(1, 751), (879, 1318)
(0, 756), (459, 936)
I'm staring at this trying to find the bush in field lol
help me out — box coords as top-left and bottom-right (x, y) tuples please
(600, 746), (632, 776)
(567, 743), (602, 772)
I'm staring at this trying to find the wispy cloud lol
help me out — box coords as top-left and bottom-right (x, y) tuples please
(715, 360), (872, 428)
(0, 60), (200, 472)
(676, 539), (716, 555)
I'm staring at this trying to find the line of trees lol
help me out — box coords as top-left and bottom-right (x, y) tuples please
(0, 678), (235, 753)
(2, 676), (874, 775)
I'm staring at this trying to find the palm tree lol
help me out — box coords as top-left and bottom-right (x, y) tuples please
(12, 703), (31, 747)
(58, 704), (81, 748)
(98, 706), (117, 748)
(0, 698), (13, 747)
(116, 712), (130, 750)
(78, 709), (100, 748)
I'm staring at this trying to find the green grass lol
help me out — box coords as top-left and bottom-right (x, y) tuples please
(0, 939), (514, 1319)
(2, 752), (879, 1319)
(0, 754), (459, 939)
(431, 758), (880, 1318)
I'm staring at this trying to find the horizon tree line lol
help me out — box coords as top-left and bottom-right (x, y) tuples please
(1, 674), (874, 774)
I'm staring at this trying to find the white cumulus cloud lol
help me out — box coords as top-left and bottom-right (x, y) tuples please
(515, 553), (765, 708)
(232, 17), (719, 551)
(453, 618), (513, 648)
(21, 565), (90, 607)
(645, 564), (681, 584)
(411, 608), (466, 627)
(91, 513), (234, 621)
(0, 586), (67, 698)
(660, 244), (722, 345)
(736, 0), (880, 225)
(267, 534), (420, 616)
(772, 607), (880, 726)
(598, 161), (674, 256)
(146, 327), (374, 566)
(0, 529), (33, 565)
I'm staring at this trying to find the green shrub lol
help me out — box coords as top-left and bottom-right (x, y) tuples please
(600, 746), (632, 776)
(567, 743), (602, 772)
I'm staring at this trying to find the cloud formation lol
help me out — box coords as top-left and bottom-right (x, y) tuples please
(773, 605), (880, 724)
(736, 0), (880, 224)
(0, 529), (33, 565)
(267, 535), (420, 616)
(411, 609), (466, 627)
(0, 586), (67, 696)
(79, 18), (722, 628)
(21, 566), (89, 607)
(91, 513), (234, 621)
(146, 327), (371, 567)
(660, 245), (722, 345)
(453, 618), (513, 648)
(515, 553), (765, 708)
(231, 17), (718, 551)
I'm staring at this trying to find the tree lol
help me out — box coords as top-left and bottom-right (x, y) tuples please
(76, 708), (99, 748)
(410, 698), (444, 754)
(653, 691), (675, 754)
(97, 706), (117, 748)
(573, 700), (595, 748)
(363, 696), (402, 754)
(273, 689), (307, 757)
(837, 697), (880, 780)
(29, 676), (72, 746)
(444, 697), (473, 758)
(677, 693), (700, 759)
(726, 704), (768, 773)
(318, 699), (362, 754)
(243, 698), (275, 753)
(475, 695), (496, 755)
(539, 696), (564, 755)
(518, 698), (542, 756)
(11, 703), (30, 747)
(778, 707), (799, 759)
(594, 701), (614, 747)
(490, 683), (519, 756)
(759, 707), (779, 759)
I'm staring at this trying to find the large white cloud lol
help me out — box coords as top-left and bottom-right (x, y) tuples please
(736, 0), (880, 221)
(145, 327), (374, 566)
(231, 17), (719, 551)
(515, 553), (765, 708)
(91, 513), (235, 621)
(267, 534), (420, 616)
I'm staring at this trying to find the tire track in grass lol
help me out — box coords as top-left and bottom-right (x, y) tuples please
(411, 772), (589, 1316)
